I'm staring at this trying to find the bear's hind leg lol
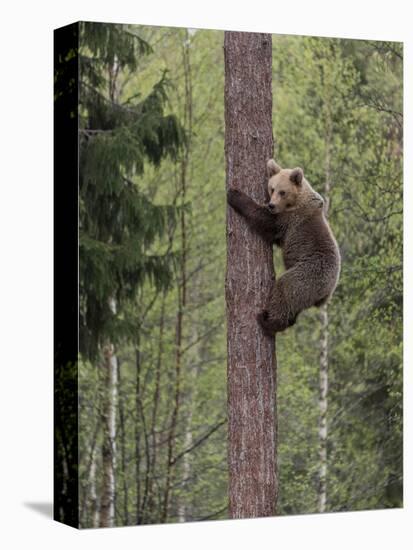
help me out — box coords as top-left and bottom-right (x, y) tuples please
(257, 310), (278, 335)
(257, 280), (291, 334)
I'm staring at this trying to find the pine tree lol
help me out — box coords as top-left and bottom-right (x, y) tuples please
(78, 22), (185, 361)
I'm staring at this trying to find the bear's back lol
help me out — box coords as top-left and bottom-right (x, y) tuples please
(282, 210), (340, 273)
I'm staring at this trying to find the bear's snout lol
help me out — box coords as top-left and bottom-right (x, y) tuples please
(268, 202), (280, 214)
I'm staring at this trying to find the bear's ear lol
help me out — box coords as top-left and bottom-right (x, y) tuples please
(267, 159), (282, 177)
(290, 167), (304, 186)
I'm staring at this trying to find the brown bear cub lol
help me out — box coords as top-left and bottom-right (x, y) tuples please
(227, 159), (341, 334)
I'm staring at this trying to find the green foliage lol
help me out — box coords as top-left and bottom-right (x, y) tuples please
(78, 22), (185, 360)
(78, 27), (403, 527)
(273, 35), (402, 513)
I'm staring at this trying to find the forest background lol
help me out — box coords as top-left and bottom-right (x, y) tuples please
(76, 22), (403, 528)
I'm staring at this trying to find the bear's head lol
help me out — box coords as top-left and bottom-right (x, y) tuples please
(266, 159), (324, 214)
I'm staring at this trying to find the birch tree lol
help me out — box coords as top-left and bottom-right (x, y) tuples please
(318, 110), (331, 514)
(99, 342), (118, 527)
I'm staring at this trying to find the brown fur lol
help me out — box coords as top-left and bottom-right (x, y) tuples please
(227, 159), (341, 334)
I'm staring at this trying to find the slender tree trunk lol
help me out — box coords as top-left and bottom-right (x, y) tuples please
(178, 321), (199, 523)
(135, 337), (142, 523)
(99, 341), (117, 527)
(177, 30), (195, 525)
(318, 304), (328, 513)
(162, 220), (186, 522)
(89, 445), (100, 528)
(98, 63), (121, 529)
(162, 30), (192, 523)
(79, 403), (100, 527)
(134, 324), (153, 525)
(137, 358), (151, 524)
(117, 358), (129, 525)
(318, 96), (332, 514)
(80, 418), (100, 527)
(178, 412), (193, 523)
(224, 31), (277, 519)
(145, 294), (166, 523)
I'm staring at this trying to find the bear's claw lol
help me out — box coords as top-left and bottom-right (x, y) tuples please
(227, 187), (242, 204)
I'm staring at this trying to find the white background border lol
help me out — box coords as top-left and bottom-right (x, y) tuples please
(0, 1), (411, 548)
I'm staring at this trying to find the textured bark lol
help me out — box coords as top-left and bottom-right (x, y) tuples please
(224, 31), (277, 519)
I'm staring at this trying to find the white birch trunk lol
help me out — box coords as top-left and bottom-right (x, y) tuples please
(318, 304), (329, 513)
(177, 322), (199, 522)
(98, 61), (120, 529)
(99, 342), (117, 527)
(89, 445), (100, 528)
(318, 93), (332, 513)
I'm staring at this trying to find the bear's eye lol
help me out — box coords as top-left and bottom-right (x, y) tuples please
(279, 190), (286, 197)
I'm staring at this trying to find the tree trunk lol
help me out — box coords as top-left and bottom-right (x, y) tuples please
(117, 358), (129, 525)
(224, 31), (277, 519)
(162, 206), (186, 523)
(99, 342), (117, 527)
(318, 304), (328, 513)
(318, 103), (332, 513)
(145, 294), (166, 523)
(178, 321), (199, 523)
(135, 338), (142, 523)
(99, 64), (121, 529)
(162, 30), (192, 523)
(89, 445), (100, 528)
(178, 407), (193, 523)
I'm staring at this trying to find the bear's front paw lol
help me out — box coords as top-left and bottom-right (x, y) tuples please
(227, 187), (244, 207)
